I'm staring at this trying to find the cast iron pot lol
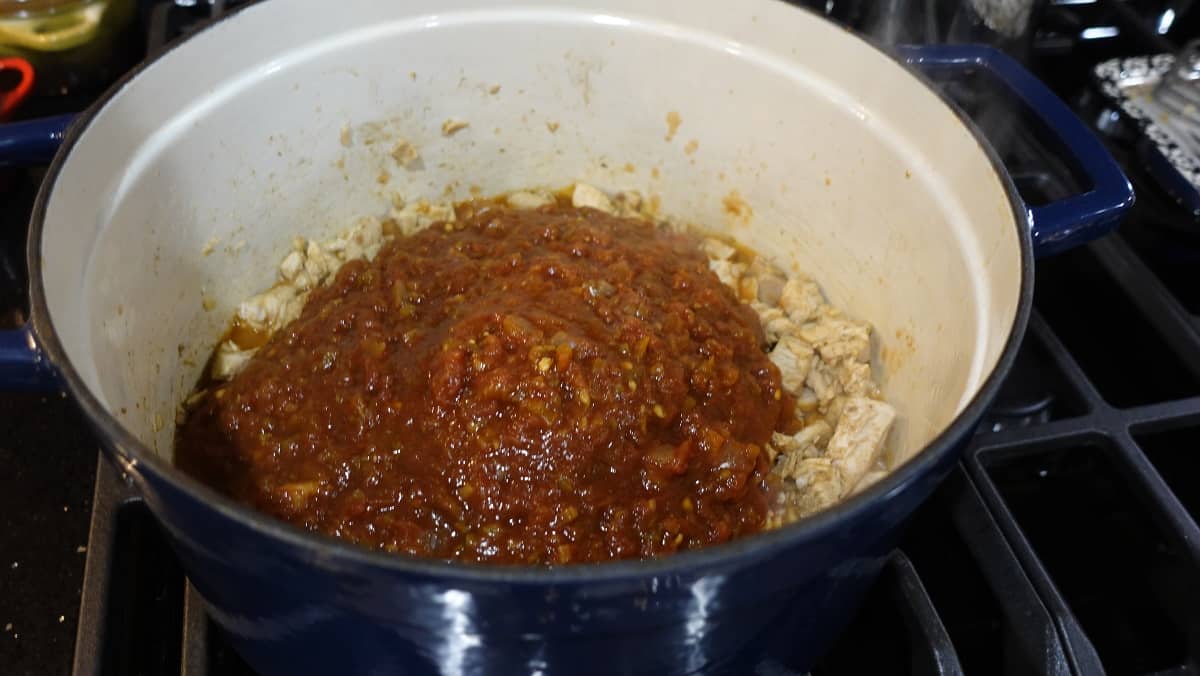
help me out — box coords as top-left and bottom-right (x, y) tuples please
(0, 1), (1131, 673)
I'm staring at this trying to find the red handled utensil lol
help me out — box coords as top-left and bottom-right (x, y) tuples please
(0, 56), (34, 120)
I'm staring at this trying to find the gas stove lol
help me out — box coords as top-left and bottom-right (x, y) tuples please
(2, 1), (1200, 674)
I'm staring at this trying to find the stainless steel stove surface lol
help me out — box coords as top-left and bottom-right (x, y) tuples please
(3, 1), (1200, 675)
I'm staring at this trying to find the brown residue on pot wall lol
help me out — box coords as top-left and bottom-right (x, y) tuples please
(881, 328), (917, 375)
(665, 111), (681, 141)
(722, 190), (752, 226)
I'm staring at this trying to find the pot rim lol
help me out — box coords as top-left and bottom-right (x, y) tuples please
(25, 0), (1034, 583)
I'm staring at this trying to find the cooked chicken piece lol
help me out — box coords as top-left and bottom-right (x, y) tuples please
(796, 419), (834, 449)
(756, 275), (785, 306)
(779, 277), (825, 324)
(278, 239), (339, 292)
(769, 438), (795, 467)
(422, 202), (456, 224)
(773, 448), (804, 482)
(303, 241), (339, 287)
(738, 276), (758, 303)
(612, 190), (650, 219)
(794, 387), (819, 412)
(506, 190), (555, 210)
(805, 354), (840, 406)
(571, 183), (615, 214)
(791, 457), (844, 513)
(391, 199), (455, 235)
(324, 216), (385, 262)
(278, 250), (305, 283)
(824, 395), (847, 429)
(768, 335), (814, 393)
(764, 510), (793, 530)
(702, 237), (736, 261)
(771, 419), (832, 459)
(708, 259), (745, 290)
(746, 257), (788, 306)
(750, 303), (799, 343)
(798, 315), (871, 364)
(837, 360), (877, 397)
(826, 397), (896, 496)
(235, 284), (302, 335)
(211, 342), (256, 381)
(764, 443), (778, 464)
(771, 400), (892, 515)
(751, 301), (779, 320)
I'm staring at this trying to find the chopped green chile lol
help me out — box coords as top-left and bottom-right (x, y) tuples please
(175, 199), (794, 564)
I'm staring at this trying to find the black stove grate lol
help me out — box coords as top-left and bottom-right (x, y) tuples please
(3, 0), (1200, 675)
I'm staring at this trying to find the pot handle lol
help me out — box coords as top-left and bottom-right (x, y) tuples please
(0, 114), (74, 390)
(899, 44), (1134, 257)
(0, 113), (74, 167)
(0, 324), (58, 390)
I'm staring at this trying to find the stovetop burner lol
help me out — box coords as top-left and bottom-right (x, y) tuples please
(3, 1), (1200, 675)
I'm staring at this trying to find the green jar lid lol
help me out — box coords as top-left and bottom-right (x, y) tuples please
(0, 0), (106, 51)
(0, 0), (101, 18)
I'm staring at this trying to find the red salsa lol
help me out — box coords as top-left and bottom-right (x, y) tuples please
(175, 199), (794, 564)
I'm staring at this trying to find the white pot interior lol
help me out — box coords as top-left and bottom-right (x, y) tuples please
(40, 0), (1022, 473)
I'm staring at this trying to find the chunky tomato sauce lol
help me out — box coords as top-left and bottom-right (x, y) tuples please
(176, 200), (794, 564)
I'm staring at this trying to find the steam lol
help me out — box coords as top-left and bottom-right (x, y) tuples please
(839, 0), (1036, 45)
(824, 0), (1038, 181)
(968, 0), (1035, 39)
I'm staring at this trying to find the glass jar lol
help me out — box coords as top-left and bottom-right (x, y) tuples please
(0, 0), (137, 107)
